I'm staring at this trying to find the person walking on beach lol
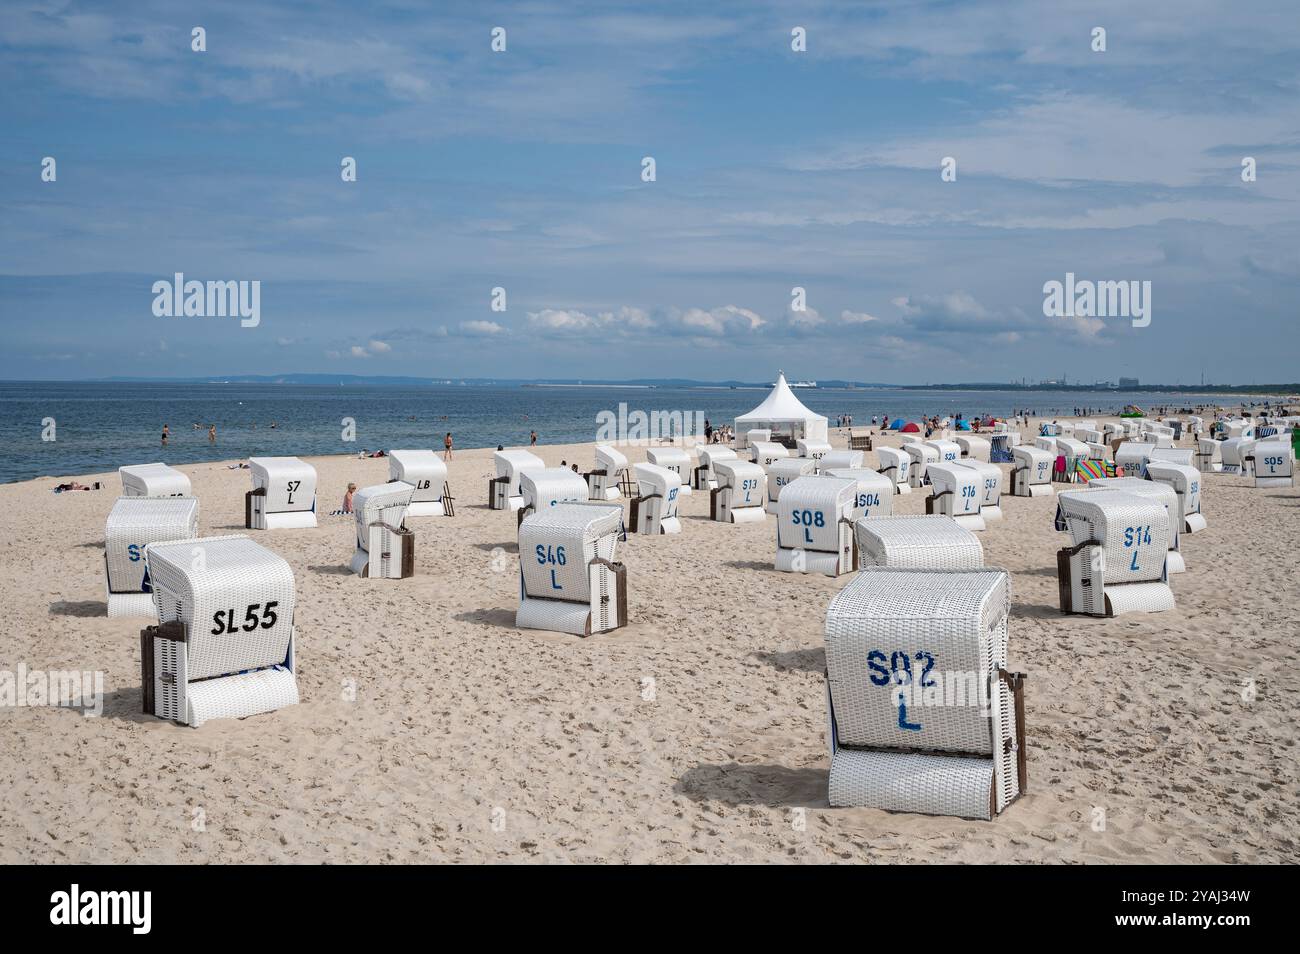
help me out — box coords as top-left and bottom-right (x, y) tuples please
(343, 483), (356, 514)
(704, 419), (713, 444)
(443, 432), (453, 460)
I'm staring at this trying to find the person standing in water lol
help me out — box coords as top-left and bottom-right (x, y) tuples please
(208, 424), (216, 443)
(161, 424), (170, 446)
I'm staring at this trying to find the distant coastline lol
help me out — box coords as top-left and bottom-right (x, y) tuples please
(5, 373), (1298, 396)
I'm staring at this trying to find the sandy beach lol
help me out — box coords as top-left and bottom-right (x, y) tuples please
(1, 419), (1297, 864)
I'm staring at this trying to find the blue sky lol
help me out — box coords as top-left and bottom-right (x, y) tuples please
(2, 0), (1297, 383)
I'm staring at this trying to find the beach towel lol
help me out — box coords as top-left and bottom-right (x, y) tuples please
(1074, 458), (1111, 482)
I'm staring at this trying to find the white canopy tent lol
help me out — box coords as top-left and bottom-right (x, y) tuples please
(734, 372), (829, 449)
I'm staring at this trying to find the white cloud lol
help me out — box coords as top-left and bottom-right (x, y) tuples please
(527, 309), (602, 334)
(674, 304), (765, 337)
(786, 306), (824, 329)
(839, 310), (879, 324)
(459, 320), (504, 336)
(367, 339), (392, 353)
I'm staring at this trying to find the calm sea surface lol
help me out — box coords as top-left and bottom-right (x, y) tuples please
(0, 381), (1245, 484)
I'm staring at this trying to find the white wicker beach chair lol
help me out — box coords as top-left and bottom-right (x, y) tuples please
(518, 467), (589, 523)
(1144, 462), (1206, 533)
(824, 467), (895, 520)
(1103, 422), (1125, 442)
(1071, 476), (1186, 573)
(693, 446), (737, 491)
(904, 443), (939, 489)
(1140, 423), (1175, 447)
(750, 440), (791, 469)
(876, 447), (913, 494)
(745, 428), (771, 447)
(516, 503), (626, 636)
(1041, 423), (1062, 437)
(710, 460), (767, 524)
(1122, 420), (1141, 437)
(1224, 419), (1255, 440)
(956, 435), (990, 462)
(646, 447), (693, 497)
(104, 496), (200, 617)
(765, 457), (817, 514)
(588, 444), (630, 500)
(824, 567), (1025, 819)
(349, 481), (415, 578)
(1055, 489), (1175, 616)
(388, 449), (450, 517)
(925, 440), (962, 465)
(630, 463), (682, 535)
(817, 449), (865, 472)
(957, 460), (1004, 521)
(1010, 445), (1054, 497)
(854, 515), (984, 569)
(1249, 440), (1295, 488)
(1115, 441), (1154, 477)
(1195, 438), (1223, 473)
(989, 434), (1014, 463)
(1034, 436), (1058, 454)
(246, 457), (317, 529)
(774, 475), (857, 576)
(848, 427), (874, 451)
(924, 462), (985, 531)
(1076, 428), (1104, 447)
(1188, 416), (1204, 437)
(1055, 436), (1088, 457)
(119, 462), (191, 498)
(1054, 437), (1090, 479)
(796, 438), (832, 462)
(490, 449), (544, 510)
(1220, 438), (1256, 475)
(140, 535), (298, 726)
(1147, 446), (1194, 467)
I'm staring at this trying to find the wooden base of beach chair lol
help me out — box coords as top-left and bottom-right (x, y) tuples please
(1056, 543), (1175, 617)
(516, 562), (627, 636)
(775, 544), (854, 576)
(141, 621), (298, 727)
(825, 569), (1026, 819)
(350, 524), (415, 578)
